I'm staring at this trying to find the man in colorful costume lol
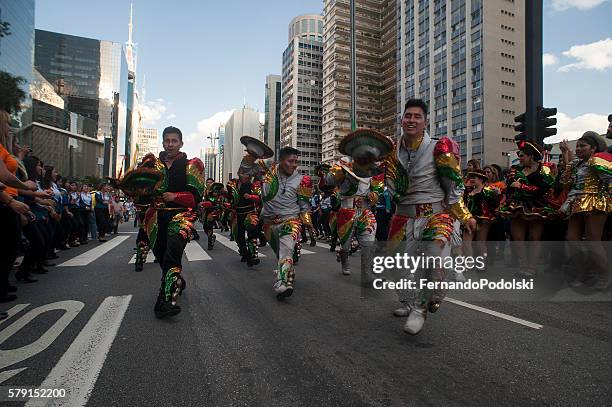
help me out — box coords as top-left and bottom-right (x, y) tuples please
(200, 181), (226, 250)
(259, 146), (314, 299)
(113, 126), (205, 318)
(384, 99), (476, 335)
(317, 129), (390, 280)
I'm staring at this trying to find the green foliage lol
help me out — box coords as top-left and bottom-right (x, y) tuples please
(0, 70), (26, 114)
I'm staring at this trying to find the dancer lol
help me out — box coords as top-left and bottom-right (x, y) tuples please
(559, 132), (611, 290)
(498, 140), (554, 276)
(112, 126), (205, 318)
(260, 146), (314, 299)
(200, 181), (225, 250)
(317, 129), (391, 280)
(384, 99), (476, 335)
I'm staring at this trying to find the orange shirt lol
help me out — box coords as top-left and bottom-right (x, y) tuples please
(0, 144), (18, 196)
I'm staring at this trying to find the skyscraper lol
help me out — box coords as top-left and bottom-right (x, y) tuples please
(34, 29), (128, 175)
(264, 74), (281, 158)
(134, 127), (159, 163)
(321, 0), (397, 164)
(396, 0), (525, 167)
(223, 106), (262, 182)
(281, 14), (324, 176)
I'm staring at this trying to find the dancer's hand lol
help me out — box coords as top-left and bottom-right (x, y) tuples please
(162, 192), (176, 203)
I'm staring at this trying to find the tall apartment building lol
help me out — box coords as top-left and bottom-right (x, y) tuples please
(280, 15), (324, 176)
(134, 127), (159, 163)
(321, 0), (397, 164)
(397, 0), (525, 167)
(264, 74), (281, 158)
(202, 147), (218, 181)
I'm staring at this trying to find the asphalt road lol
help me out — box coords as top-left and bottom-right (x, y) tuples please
(1, 221), (611, 407)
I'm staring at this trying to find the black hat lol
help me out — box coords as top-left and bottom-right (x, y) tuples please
(517, 140), (543, 161)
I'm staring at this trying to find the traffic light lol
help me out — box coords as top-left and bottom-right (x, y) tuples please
(537, 107), (557, 142)
(514, 112), (527, 142)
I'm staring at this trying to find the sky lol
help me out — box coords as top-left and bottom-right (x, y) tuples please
(35, 0), (612, 157)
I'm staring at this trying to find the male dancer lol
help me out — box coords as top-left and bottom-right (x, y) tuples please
(229, 167), (262, 267)
(384, 99), (476, 334)
(200, 181), (224, 250)
(144, 126), (205, 318)
(260, 147), (314, 299)
(318, 146), (385, 278)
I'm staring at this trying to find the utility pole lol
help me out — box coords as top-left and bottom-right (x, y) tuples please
(350, 0), (357, 131)
(525, 0), (543, 143)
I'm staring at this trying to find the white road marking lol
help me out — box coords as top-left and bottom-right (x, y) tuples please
(0, 303), (30, 326)
(59, 236), (130, 267)
(0, 301), (84, 373)
(445, 297), (543, 330)
(215, 234), (267, 258)
(316, 242), (331, 249)
(128, 251), (156, 264)
(185, 241), (212, 261)
(25, 295), (132, 407)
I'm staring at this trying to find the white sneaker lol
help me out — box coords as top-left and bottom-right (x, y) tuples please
(403, 307), (427, 335)
(393, 307), (410, 317)
(342, 267), (351, 276)
(273, 280), (288, 294)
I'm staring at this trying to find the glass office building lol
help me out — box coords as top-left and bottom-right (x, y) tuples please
(34, 29), (128, 173)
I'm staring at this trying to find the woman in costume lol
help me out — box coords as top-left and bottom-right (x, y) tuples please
(462, 168), (501, 260)
(499, 141), (554, 277)
(559, 132), (611, 290)
(200, 182), (225, 250)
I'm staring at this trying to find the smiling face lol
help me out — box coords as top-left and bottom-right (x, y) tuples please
(401, 107), (427, 138)
(279, 154), (299, 176)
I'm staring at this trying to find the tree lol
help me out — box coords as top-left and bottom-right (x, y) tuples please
(0, 70), (26, 114)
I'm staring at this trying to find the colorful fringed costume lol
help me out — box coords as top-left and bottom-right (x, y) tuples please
(498, 164), (555, 219)
(383, 133), (472, 321)
(199, 183), (226, 250)
(114, 152), (204, 317)
(227, 178), (261, 266)
(259, 161), (313, 297)
(318, 161), (381, 276)
(560, 152), (612, 216)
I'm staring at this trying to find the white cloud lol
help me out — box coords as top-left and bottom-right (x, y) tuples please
(543, 53), (558, 66)
(140, 99), (167, 126)
(166, 113), (177, 120)
(545, 111), (608, 143)
(551, 0), (609, 11)
(558, 38), (612, 72)
(181, 110), (235, 158)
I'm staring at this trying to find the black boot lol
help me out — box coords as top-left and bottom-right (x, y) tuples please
(154, 291), (181, 319)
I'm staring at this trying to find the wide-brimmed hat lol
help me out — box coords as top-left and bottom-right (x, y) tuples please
(240, 136), (273, 159)
(517, 140), (543, 161)
(338, 129), (393, 161)
(466, 168), (488, 181)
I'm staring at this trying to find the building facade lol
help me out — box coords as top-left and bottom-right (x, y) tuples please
(281, 15), (324, 176)
(223, 106), (262, 183)
(321, 0), (397, 164)
(264, 74), (281, 158)
(34, 29), (129, 176)
(217, 125), (225, 182)
(0, 0), (35, 127)
(397, 0), (525, 167)
(134, 127), (159, 163)
(202, 147), (218, 181)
